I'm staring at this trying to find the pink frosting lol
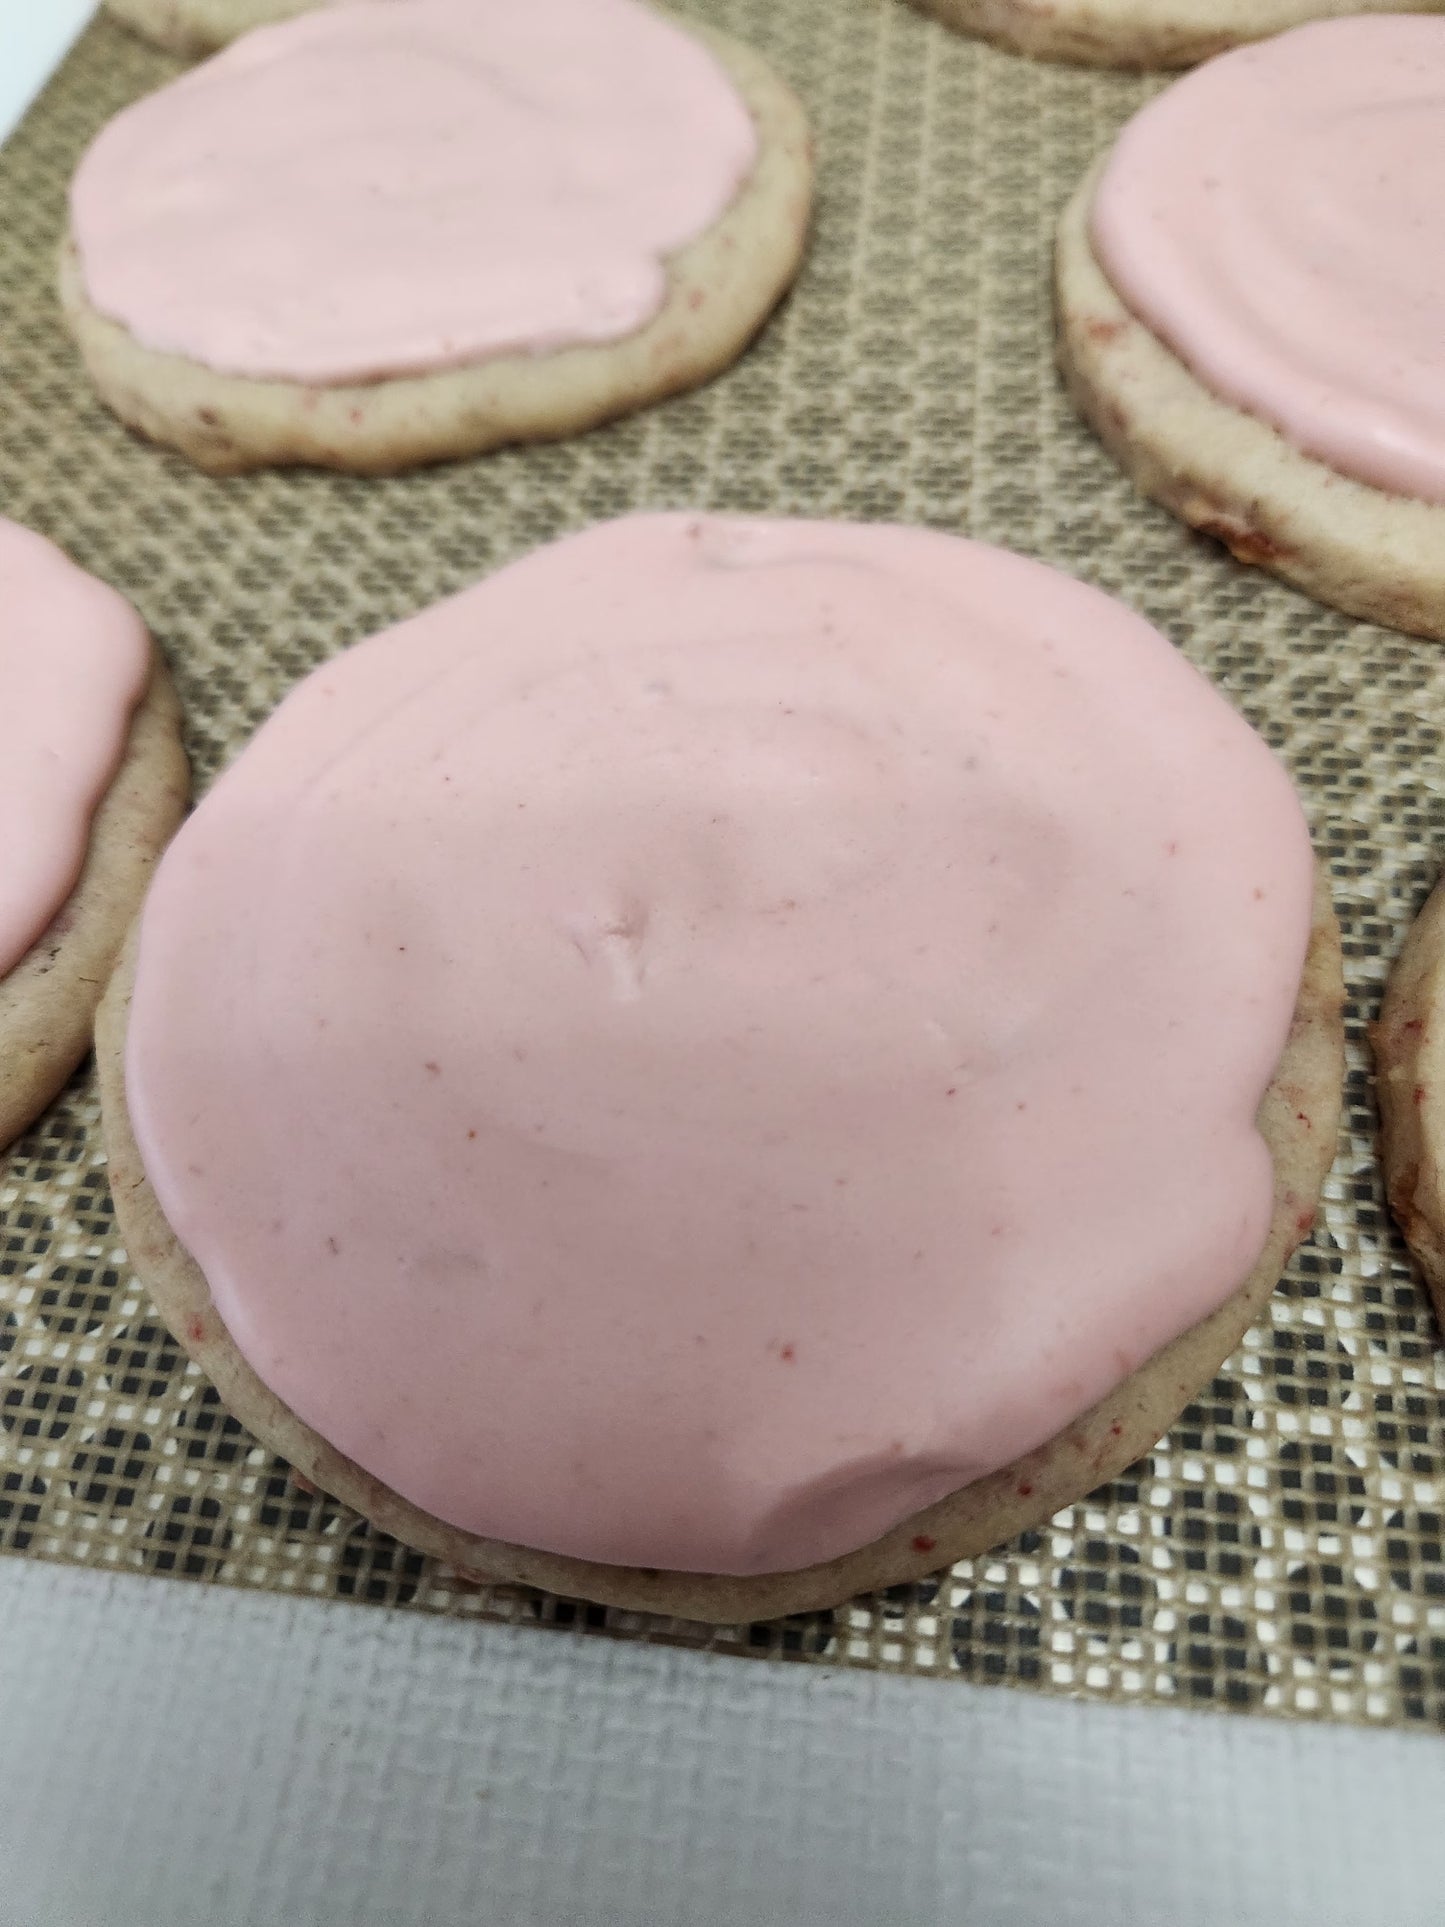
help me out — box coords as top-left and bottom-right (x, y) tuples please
(0, 520), (150, 980)
(69, 0), (758, 385)
(1090, 16), (1445, 505)
(125, 515), (1313, 1576)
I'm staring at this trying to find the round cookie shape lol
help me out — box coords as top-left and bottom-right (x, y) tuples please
(104, 0), (320, 59)
(1090, 17), (1445, 506)
(107, 514), (1339, 1608)
(1055, 20), (1445, 639)
(909, 0), (1442, 71)
(76, 0), (757, 385)
(63, 0), (812, 473)
(0, 521), (189, 1152)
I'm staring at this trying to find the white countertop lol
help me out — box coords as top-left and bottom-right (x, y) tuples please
(3, 1556), (1444, 1927)
(0, 0), (98, 144)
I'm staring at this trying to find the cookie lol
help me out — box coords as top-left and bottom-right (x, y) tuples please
(1, 523), (189, 1153)
(1376, 879), (1445, 1333)
(97, 515), (1343, 1619)
(63, 0), (812, 474)
(1055, 18), (1445, 642)
(103, 0), (318, 58)
(910, 0), (1442, 70)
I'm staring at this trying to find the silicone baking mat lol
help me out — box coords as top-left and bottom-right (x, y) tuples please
(3, 0), (1443, 1731)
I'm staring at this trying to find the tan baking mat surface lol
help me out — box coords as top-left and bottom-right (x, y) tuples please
(3, 0), (1445, 1728)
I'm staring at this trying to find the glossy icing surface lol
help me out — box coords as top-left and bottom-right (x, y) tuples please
(0, 520), (150, 979)
(71, 0), (757, 384)
(1091, 16), (1445, 504)
(126, 515), (1313, 1575)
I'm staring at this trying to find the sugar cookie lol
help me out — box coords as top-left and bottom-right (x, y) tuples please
(1057, 17), (1445, 640)
(912, 0), (1442, 71)
(66, 1), (812, 473)
(99, 516), (1342, 1616)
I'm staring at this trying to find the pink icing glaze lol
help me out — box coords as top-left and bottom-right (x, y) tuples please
(125, 514), (1313, 1576)
(1090, 16), (1445, 505)
(69, 0), (758, 385)
(0, 520), (150, 980)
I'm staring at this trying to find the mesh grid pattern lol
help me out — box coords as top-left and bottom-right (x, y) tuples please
(2, 0), (1444, 1727)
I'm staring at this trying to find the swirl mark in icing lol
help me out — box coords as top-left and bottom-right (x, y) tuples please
(1090, 16), (1445, 504)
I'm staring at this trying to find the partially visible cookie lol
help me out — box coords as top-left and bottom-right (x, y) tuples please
(1055, 19), (1445, 641)
(1055, 165), (1445, 643)
(1, 525), (189, 1153)
(911, 0), (1442, 70)
(64, 1), (813, 475)
(1376, 880), (1445, 1334)
(104, 0), (319, 58)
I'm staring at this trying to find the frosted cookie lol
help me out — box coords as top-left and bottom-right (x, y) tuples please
(1376, 880), (1445, 1333)
(63, 0), (811, 475)
(104, 0), (319, 58)
(98, 515), (1342, 1620)
(912, 0), (1442, 71)
(1056, 17), (1445, 641)
(1, 522), (188, 1153)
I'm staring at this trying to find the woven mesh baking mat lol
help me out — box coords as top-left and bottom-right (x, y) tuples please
(3, 0), (1444, 1729)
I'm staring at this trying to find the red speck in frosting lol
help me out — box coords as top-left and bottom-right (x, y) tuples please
(1017, 1481), (1034, 1498)
(911, 1534), (937, 1553)
(424, 1060), (441, 1075)
(779, 1343), (796, 1363)
(185, 1316), (205, 1345)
